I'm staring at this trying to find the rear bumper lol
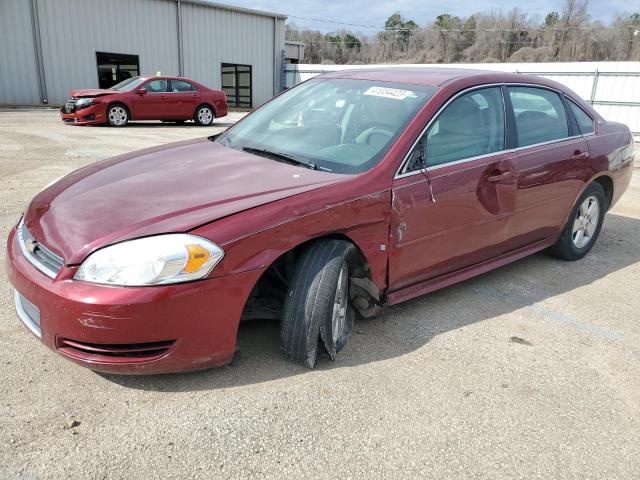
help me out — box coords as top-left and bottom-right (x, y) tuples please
(60, 103), (106, 125)
(6, 226), (263, 374)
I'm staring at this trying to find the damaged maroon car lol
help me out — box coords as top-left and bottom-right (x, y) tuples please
(8, 68), (634, 373)
(60, 76), (227, 127)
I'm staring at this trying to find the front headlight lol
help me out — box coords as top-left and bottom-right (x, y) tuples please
(75, 234), (224, 286)
(75, 98), (94, 109)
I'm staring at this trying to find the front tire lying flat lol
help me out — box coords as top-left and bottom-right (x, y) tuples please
(548, 182), (606, 260)
(280, 240), (357, 368)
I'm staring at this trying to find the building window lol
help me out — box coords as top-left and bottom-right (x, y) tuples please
(221, 63), (252, 108)
(96, 52), (140, 89)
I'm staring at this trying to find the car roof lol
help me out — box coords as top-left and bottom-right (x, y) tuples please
(320, 67), (523, 87)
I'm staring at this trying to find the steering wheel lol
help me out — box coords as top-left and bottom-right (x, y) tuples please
(355, 126), (395, 146)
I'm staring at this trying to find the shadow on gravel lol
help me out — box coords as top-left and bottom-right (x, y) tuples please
(101, 212), (640, 392)
(118, 121), (237, 129)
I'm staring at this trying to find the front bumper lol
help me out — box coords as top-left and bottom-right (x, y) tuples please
(6, 226), (263, 374)
(59, 104), (106, 125)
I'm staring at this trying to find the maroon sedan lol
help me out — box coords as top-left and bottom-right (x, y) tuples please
(9, 68), (634, 374)
(60, 76), (228, 127)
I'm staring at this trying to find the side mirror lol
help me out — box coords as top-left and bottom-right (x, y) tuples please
(408, 142), (426, 172)
(136, 87), (147, 95)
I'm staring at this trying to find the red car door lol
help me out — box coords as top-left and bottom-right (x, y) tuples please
(168, 79), (198, 118)
(389, 86), (517, 291)
(504, 86), (590, 249)
(130, 78), (171, 119)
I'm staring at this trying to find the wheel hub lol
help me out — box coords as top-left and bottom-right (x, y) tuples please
(331, 262), (348, 344)
(572, 195), (599, 249)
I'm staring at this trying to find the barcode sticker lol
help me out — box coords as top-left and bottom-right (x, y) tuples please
(363, 86), (414, 100)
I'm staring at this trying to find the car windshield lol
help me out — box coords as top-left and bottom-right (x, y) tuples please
(218, 78), (437, 174)
(110, 77), (147, 91)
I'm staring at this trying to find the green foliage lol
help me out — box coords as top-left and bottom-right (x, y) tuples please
(343, 33), (361, 50)
(544, 11), (560, 27)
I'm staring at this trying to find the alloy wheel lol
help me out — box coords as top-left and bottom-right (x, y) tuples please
(572, 195), (600, 248)
(108, 106), (127, 126)
(197, 107), (213, 125)
(330, 262), (349, 344)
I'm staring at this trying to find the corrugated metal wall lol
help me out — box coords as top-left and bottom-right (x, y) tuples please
(36, 0), (180, 105)
(0, 0), (41, 104)
(0, 0), (285, 107)
(181, 2), (283, 106)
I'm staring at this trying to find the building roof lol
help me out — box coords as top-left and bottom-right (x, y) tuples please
(176, 0), (286, 20)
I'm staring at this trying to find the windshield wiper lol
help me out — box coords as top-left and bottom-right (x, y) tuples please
(242, 147), (316, 170)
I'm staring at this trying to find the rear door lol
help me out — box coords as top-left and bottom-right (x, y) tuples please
(389, 86), (518, 290)
(505, 86), (590, 249)
(168, 79), (198, 118)
(131, 78), (170, 119)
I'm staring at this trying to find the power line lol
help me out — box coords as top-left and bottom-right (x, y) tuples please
(287, 14), (638, 33)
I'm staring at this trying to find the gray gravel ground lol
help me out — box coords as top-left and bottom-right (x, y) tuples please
(0, 109), (639, 479)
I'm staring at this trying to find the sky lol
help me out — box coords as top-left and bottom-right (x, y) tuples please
(220, 0), (637, 32)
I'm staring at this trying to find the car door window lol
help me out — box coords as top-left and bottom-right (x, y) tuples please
(171, 80), (196, 92)
(508, 87), (569, 147)
(420, 87), (505, 168)
(567, 99), (595, 135)
(145, 79), (168, 93)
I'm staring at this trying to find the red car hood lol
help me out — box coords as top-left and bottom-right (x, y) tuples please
(24, 138), (348, 264)
(69, 88), (121, 97)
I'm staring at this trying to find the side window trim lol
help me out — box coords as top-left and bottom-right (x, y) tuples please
(502, 85), (518, 150)
(559, 94), (582, 137)
(564, 95), (595, 136)
(506, 85), (574, 148)
(395, 82), (589, 180)
(399, 85), (506, 175)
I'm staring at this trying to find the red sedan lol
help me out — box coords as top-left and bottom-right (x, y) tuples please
(59, 76), (228, 127)
(9, 68), (634, 374)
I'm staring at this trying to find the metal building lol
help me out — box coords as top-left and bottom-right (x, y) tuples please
(0, 0), (286, 108)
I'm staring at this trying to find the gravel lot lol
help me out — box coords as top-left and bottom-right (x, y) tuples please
(1, 109), (639, 479)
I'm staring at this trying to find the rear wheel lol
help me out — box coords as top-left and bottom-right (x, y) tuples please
(106, 104), (129, 127)
(548, 182), (606, 260)
(194, 105), (214, 126)
(280, 240), (357, 368)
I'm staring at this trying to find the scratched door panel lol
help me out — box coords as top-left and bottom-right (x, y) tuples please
(389, 152), (517, 291)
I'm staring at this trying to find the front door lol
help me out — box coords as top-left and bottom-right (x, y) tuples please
(389, 86), (517, 290)
(131, 78), (170, 119)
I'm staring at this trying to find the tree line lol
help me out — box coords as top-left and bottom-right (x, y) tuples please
(286, 0), (640, 64)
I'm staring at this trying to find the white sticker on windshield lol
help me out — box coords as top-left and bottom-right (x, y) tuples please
(363, 86), (413, 100)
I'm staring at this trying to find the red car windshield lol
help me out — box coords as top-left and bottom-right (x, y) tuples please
(219, 78), (436, 174)
(110, 77), (148, 92)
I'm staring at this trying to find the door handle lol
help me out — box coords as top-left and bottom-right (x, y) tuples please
(486, 170), (513, 182)
(571, 151), (589, 161)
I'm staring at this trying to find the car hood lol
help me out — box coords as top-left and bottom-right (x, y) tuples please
(69, 89), (121, 98)
(24, 138), (348, 264)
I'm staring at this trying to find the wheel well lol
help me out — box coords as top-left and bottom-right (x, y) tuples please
(593, 175), (613, 209)
(240, 234), (370, 322)
(195, 103), (216, 118)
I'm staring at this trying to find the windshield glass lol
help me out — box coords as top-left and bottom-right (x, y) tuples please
(110, 77), (147, 91)
(218, 78), (437, 174)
